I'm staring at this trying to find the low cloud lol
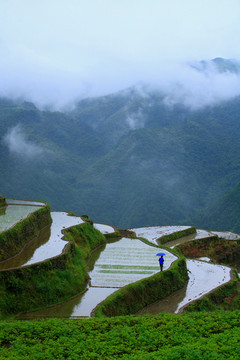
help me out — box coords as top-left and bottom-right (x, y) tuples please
(125, 109), (145, 130)
(0, 1), (240, 111)
(3, 125), (43, 158)
(158, 62), (240, 110)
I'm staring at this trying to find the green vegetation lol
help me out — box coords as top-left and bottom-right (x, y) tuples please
(0, 222), (106, 318)
(191, 183), (240, 233)
(0, 196), (6, 207)
(0, 311), (239, 359)
(1, 92), (240, 231)
(104, 230), (121, 239)
(64, 221), (106, 259)
(176, 236), (240, 269)
(0, 204), (51, 261)
(94, 256), (188, 317)
(157, 226), (196, 244)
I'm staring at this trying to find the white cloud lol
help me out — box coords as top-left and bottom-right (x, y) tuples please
(125, 109), (145, 130)
(0, 0), (240, 109)
(3, 125), (43, 158)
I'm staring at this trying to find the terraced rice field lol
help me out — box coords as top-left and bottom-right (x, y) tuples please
(1, 205), (236, 319)
(131, 225), (192, 245)
(90, 237), (176, 288)
(0, 204), (42, 233)
(24, 212), (85, 265)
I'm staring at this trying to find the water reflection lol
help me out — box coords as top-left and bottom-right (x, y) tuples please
(24, 212), (84, 265)
(6, 199), (45, 206)
(0, 205), (42, 232)
(0, 225), (51, 270)
(89, 238), (176, 288)
(136, 284), (188, 315)
(17, 287), (117, 319)
(17, 238), (176, 319)
(165, 230), (215, 248)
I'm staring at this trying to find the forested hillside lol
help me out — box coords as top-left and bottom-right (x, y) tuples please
(1, 65), (240, 231)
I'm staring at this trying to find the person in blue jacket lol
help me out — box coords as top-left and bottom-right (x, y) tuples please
(159, 256), (164, 271)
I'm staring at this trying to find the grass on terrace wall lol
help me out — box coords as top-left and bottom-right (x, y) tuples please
(0, 196), (6, 208)
(0, 203), (51, 261)
(93, 255), (188, 317)
(157, 226), (196, 245)
(0, 222), (106, 318)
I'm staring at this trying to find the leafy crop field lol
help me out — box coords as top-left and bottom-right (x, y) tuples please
(0, 311), (239, 359)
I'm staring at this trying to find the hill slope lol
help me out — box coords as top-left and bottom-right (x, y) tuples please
(1, 68), (240, 230)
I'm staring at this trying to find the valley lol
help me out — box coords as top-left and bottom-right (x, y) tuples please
(1, 82), (240, 232)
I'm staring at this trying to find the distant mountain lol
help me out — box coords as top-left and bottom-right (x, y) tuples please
(1, 59), (240, 231)
(190, 57), (240, 74)
(190, 183), (240, 232)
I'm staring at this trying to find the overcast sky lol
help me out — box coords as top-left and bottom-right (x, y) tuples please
(0, 0), (240, 109)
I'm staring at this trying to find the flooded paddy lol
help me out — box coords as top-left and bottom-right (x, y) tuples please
(18, 237), (176, 318)
(0, 211), (84, 268)
(175, 260), (231, 312)
(0, 224), (51, 270)
(0, 204), (42, 233)
(131, 225), (192, 245)
(165, 229), (215, 248)
(6, 199), (45, 206)
(89, 237), (176, 288)
(211, 231), (240, 240)
(136, 260), (232, 315)
(18, 287), (117, 319)
(4, 215), (235, 319)
(94, 223), (115, 234)
(24, 212), (84, 265)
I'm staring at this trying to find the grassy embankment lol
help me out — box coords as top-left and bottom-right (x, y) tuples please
(157, 226), (196, 244)
(0, 196), (6, 208)
(0, 221), (106, 318)
(0, 311), (239, 359)
(94, 251), (188, 317)
(0, 203), (51, 261)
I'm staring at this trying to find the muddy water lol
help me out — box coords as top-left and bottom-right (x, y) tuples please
(136, 284), (188, 315)
(18, 287), (117, 319)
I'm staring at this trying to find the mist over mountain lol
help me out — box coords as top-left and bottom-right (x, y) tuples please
(1, 59), (240, 231)
(1, 58), (240, 112)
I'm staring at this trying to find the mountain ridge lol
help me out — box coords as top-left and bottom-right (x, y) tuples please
(1, 58), (240, 231)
